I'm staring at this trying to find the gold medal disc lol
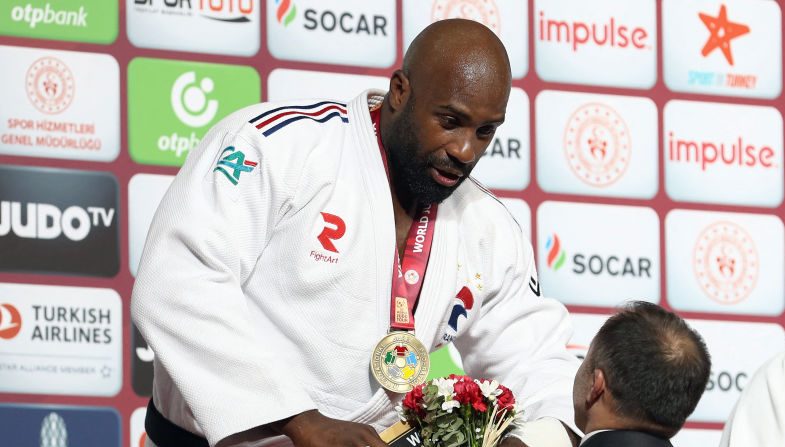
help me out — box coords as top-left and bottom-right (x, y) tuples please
(370, 332), (430, 393)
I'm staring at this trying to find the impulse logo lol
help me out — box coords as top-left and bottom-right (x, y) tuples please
(537, 10), (651, 52)
(276, 0), (296, 26)
(0, 303), (22, 340)
(545, 234), (566, 271)
(667, 132), (776, 171)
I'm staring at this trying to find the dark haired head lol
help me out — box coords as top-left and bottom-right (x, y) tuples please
(573, 301), (711, 438)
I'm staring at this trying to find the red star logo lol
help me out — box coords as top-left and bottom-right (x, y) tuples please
(698, 5), (750, 66)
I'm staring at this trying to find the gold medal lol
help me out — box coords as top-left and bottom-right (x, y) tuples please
(370, 331), (430, 393)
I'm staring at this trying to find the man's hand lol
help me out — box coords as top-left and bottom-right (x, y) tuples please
(276, 410), (388, 447)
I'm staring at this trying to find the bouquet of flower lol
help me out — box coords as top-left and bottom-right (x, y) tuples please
(397, 374), (519, 447)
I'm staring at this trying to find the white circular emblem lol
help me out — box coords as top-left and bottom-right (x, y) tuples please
(563, 103), (631, 187)
(431, 0), (501, 35)
(404, 270), (420, 285)
(26, 57), (75, 115)
(693, 221), (758, 305)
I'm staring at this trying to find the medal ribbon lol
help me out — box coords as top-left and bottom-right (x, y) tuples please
(370, 108), (437, 332)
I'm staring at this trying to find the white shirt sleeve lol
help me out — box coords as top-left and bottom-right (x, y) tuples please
(132, 117), (316, 446)
(454, 219), (581, 438)
(720, 352), (785, 447)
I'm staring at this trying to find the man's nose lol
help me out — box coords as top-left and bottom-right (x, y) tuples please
(446, 131), (479, 165)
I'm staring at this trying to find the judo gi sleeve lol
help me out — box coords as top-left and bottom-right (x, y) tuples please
(131, 119), (317, 446)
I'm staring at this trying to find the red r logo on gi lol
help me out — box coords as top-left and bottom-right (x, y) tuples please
(317, 212), (346, 253)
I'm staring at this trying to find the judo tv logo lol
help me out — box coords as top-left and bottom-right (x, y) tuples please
(693, 221), (758, 304)
(0, 166), (119, 277)
(25, 56), (74, 114)
(0, 405), (121, 447)
(0, 303), (22, 339)
(564, 103), (630, 187)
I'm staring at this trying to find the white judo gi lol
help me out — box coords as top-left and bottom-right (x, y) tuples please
(720, 351), (785, 447)
(132, 90), (580, 447)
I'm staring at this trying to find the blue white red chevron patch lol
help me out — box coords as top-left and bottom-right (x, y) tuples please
(249, 101), (348, 137)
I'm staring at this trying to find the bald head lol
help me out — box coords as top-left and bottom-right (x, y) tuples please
(403, 19), (511, 97)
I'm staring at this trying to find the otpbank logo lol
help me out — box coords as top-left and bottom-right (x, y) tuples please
(0, 46), (119, 162)
(666, 210), (784, 317)
(127, 0), (259, 55)
(0, 405), (120, 446)
(664, 100), (783, 208)
(534, 0), (656, 89)
(403, 0), (528, 78)
(267, 0), (395, 68)
(128, 58), (260, 167)
(536, 90), (658, 199)
(537, 201), (660, 307)
(0, 0), (118, 44)
(663, 0), (782, 99)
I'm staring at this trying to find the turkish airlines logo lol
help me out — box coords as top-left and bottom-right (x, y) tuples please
(693, 221), (758, 304)
(699, 4), (749, 66)
(0, 303), (22, 339)
(564, 103), (631, 186)
(537, 10), (651, 52)
(317, 212), (345, 253)
(431, 0), (501, 35)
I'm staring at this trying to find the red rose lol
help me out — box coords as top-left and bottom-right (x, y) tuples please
(496, 384), (516, 410)
(403, 384), (424, 413)
(453, 379), (483, 409)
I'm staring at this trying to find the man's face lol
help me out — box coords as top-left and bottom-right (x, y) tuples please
(386, 72), (509, 206)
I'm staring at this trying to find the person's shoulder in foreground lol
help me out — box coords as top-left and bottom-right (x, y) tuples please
(573, 301), (711, 447)
(720, 350), (785, 447)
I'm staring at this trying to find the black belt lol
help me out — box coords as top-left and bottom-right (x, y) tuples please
(146, 399), (209, 447)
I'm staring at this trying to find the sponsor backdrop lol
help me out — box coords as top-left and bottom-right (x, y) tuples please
(1, 0), (784, 445)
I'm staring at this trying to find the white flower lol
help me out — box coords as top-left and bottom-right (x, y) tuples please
(442, 399), (461, 413)
(434, 377), (457, 398)
(477, 379), (502, 401)
(394, 405), (407, 421)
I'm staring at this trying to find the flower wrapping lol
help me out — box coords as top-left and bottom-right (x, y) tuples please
(397, 374), (520, 447)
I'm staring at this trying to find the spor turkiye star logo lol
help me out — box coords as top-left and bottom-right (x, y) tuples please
(699, 4), (750, 66)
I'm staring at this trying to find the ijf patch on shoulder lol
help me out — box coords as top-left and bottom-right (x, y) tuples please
(205, 132), (260, 202)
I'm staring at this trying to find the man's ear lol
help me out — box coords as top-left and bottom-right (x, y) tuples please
(388, 70), (410, 112)
(587, 369), (606, 408)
